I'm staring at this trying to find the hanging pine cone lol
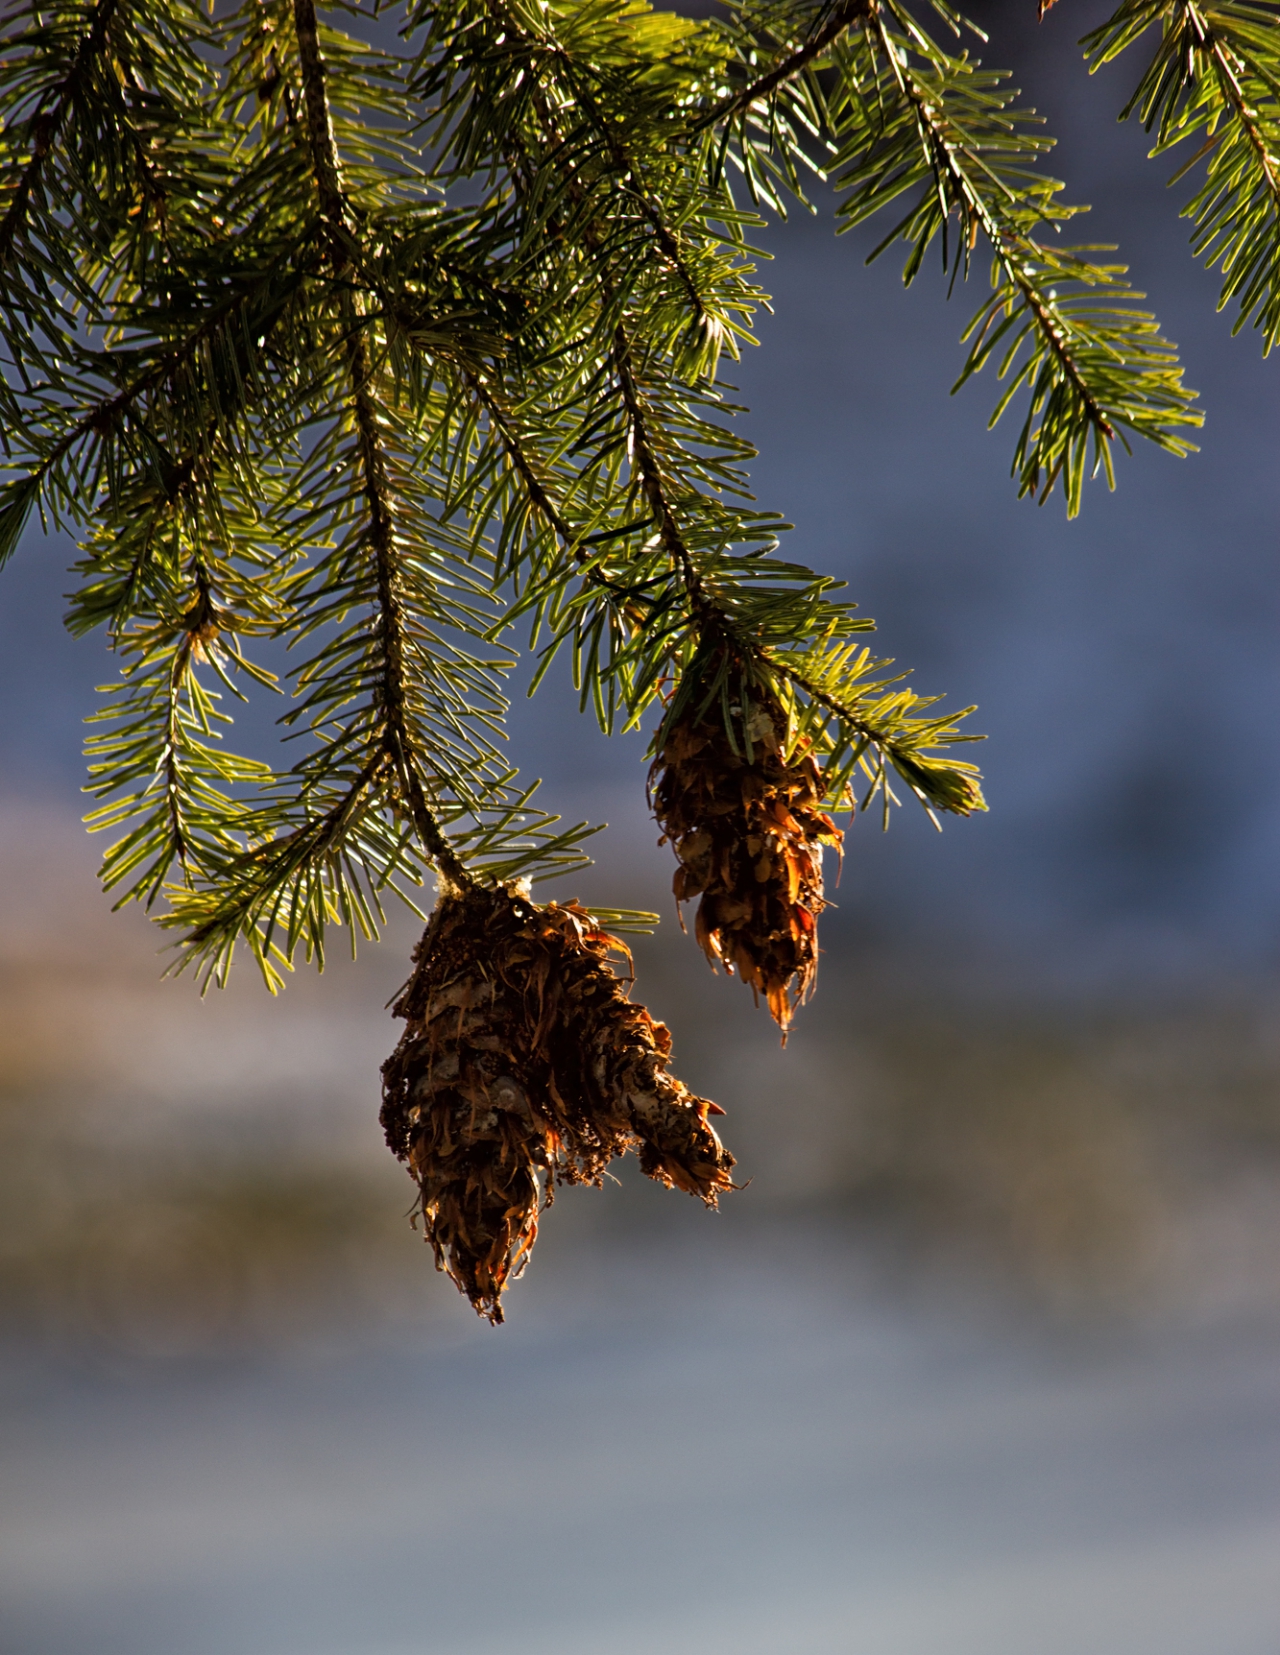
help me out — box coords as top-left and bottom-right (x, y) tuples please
(650, 675), (843, 1036)
(380, 883), (734, 1323)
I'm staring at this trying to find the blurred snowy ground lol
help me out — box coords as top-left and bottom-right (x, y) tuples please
(4, 805), (1280, 1655)
(4, 1215), (1280, 1655)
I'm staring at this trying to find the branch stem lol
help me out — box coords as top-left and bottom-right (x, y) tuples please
(609, 325), (717, 631)
(0, 0), (121, 271)
(693, 0), (875, 132)
(292, 0), (469, 893)
(873, 14), (1115, 442)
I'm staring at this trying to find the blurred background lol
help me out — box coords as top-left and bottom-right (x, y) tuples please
(4, 0), (1280, 1650)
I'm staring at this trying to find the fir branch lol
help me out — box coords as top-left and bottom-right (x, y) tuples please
(474, 0), (710, 318)
(473, 306), (983, 817)
(760, 647), (984, 815)
(349, 365), (471, 889)
(1086, 0), (1280, 347)
(0, 242), (318, 583)
(872, 13), (1112, 434)
(829, 7), (1201, 510)
(0, 0), (1206, 1008)
(0, 0), (121, 271)
(694, 0), (874, 132)
(430, 10), (984, 818)
(458, 365), (662, 675)
(1202, 21), (1280, 195)
(605, 327), (984, 812)
(291, 0), (345, 225)
(82, 554), (278, 909)
(610, 325), (716, 626)
(292, 0), (471, 891)
(169, 748), (388, 988)
(575, 88), (708, 322)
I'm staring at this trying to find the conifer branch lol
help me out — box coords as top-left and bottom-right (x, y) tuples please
(759, 649), (984, 814)
(605, 323), (983, 810)
(694, 0), (875, 132)
(0, 247), (317, 578)
(817, 8), (1202, 509)
(459, 365), (671, 641)
(462, 370), (577, 548)
(0, 0), (1211, 1005)
(570, 88), (709, 322)
(476, 0), (710, 320)
(1086, 0), (1280, 345)
(82, 551), (279, 912)
(609, 327), (717, 628)
(869, 11), (1115, 441)
(474, 302), (982, 815)
(291, 0), (470, 893)
(0, 0), (1245, 1314)
(437, 12), (984, 814)
(0, 0), (121, 269)
(175, 749), (385, 957)
(291, 0), (345, 226)
(1206, 28), (1280, 198)
(154, 609), (204, 881)
(349, 369), (471, 891)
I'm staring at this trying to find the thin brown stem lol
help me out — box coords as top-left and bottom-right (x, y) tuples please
(692, 0), (874, 133)
(463, 366), (652, 628)
(291, 0), (346, 225)
(0, 0), (121, 271)
(574, 88), (707, 316)
(291, 0), (470, 893)
(350, 352), (469, 890)
(874, 15), (1115, 443)
(609, 326), (717, 630)
(464, 372), (576, 545)
(1203, 21), (1280, 202)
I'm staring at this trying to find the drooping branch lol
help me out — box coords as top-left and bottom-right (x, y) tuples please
(468, 323), (977, 810)
(870, 13), (1116, 444)
(692, 0), (875, 133)
(610, 327), (717, 628)
(291, 0), (470, 892)
(462, 365), (659, 626)
(6, 251), (316, 502)
(349, 360), (471, 889)
(476, 0), (710, 319)
(477, 36), (977, 803)
(0, 0), (122, 270)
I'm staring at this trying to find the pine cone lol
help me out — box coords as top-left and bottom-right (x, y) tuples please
(381, 884), (734, 1322)
(650, 679), (843, 1036)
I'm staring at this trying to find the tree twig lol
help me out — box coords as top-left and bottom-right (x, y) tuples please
(292, 0), (470, 893)
(691, 0), (875, 133)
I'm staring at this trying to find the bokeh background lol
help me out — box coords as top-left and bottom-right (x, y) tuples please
(5, 1), (1280, 1650)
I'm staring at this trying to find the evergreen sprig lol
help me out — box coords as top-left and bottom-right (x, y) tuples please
(1085, 0), (1280, 349)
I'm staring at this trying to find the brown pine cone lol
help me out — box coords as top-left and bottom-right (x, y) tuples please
(381, 884), (734, 1322)
(650, 678), (843, 1037)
